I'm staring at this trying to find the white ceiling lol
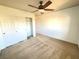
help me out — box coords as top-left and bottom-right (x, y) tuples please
(0, 0), (79, 13)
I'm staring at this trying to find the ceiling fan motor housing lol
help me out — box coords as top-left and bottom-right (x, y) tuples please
(39, 5), (43, 9)
(39, 1), (43, 9)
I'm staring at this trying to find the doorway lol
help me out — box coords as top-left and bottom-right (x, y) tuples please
(26, 17), (33, 39)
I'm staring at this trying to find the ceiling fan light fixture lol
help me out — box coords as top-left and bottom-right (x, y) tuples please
(39, 9), (45, 12)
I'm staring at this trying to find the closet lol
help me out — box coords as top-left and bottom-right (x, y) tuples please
(26, 18), (33, 38)
(0, 16), (33, 50)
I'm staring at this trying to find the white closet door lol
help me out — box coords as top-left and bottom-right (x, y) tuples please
(14, 17), (27, 41)
(1, 18), (16, 47)
(26, 18), (32, 37)
(0, 16), (27, 48)
(0, 20), (4, 50)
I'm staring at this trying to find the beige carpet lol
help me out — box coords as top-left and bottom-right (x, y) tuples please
(0, 34), (79, 59)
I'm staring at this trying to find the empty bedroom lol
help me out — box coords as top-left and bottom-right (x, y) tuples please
(0, 0), (79, 59)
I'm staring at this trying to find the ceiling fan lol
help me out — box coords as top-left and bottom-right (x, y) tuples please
(28, 0), (54, 12)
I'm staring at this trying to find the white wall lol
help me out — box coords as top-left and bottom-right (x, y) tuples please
(36, 6), (79, 44)
(0, 5), (36, 49)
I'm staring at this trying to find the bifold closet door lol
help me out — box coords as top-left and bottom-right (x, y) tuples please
(1, 18), (16, 47)
(0, 20), (4, 50)
(0, 16), (28, 49)
(14, 17), (27, 41)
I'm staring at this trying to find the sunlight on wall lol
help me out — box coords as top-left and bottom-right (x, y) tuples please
(46, 18), (63, 30)
(36, 13), (71, 40)
(46, 15), (71, 32)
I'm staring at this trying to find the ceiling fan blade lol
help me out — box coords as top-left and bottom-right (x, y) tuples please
(43, 1), (52, 8)
(32, 10), (38, 13)
(44, 9), (54, 11)
(28, 4), (38, 9)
